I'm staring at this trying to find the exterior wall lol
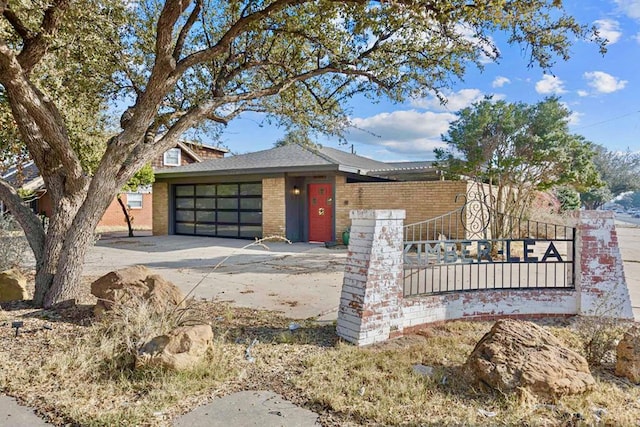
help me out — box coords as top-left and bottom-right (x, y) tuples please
(262, 176), (286, 237)
(151, 145), (224, 170)
(190, 145), (225, 160)
(337, 209), (633, 346)
(152, 182), (169, 235)
(97, 193), (153, 229)
(335, 178), (468, 243)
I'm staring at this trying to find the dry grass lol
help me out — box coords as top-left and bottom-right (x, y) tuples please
(293, 319), (640, 426)
(1, 299), (639, 426)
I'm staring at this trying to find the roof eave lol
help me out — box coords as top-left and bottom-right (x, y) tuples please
(155, 164), (341, 179)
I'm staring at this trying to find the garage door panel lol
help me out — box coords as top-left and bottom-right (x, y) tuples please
(174, 183), (262, 239)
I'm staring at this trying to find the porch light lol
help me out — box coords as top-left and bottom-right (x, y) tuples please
(293, 185), (301, 196)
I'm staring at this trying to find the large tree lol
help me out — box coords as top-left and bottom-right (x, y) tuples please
(580, 145), (640, 209)
(0, 0), (603, 307)
(435, 97), (601, 227)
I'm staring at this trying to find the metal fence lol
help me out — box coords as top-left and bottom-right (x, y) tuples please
(402, 196), (575, 297)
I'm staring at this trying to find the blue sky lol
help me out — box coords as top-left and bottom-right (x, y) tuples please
(219, 0), (640, 162)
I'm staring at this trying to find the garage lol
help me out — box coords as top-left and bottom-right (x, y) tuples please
(173, 182), (262, 238)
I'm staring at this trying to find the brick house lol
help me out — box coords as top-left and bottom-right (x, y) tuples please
(2, 141), (227, 230)
(152, 144), (472, 243)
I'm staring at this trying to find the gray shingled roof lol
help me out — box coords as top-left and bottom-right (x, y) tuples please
(154, 143), (435, 178)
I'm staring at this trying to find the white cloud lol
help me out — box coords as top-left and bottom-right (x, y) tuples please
(492, 76), (511, 88)
(614, 0), (640, 20)
(634, 32), (640, 43)
(583, 71), (628, 93)
(347, 110), (457, 156)
(577, 90), (589, 97)
(594, 19), (622, 45)
(412, 88), (488, 112)
(535, 75), (567, 95)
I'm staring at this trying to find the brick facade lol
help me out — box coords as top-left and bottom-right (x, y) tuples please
(337, 209), (633, 346)
(152, 182), (169, 235)
(97, 193), (153, 229)
(262, 176), (286, 237)
(335, 178), (468, 242)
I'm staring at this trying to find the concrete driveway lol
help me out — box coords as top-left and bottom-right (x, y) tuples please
(85, 232), (346, 320)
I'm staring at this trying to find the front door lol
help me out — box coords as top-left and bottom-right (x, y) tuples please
(308, 183), (333, 242)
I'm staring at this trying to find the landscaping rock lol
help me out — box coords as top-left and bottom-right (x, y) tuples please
(615, 325), (640, 383)
(0, 269), (28, 302)
(91, 265), (185, 318)
(136, 324), (213, 371)
(465, 319), (594, 397)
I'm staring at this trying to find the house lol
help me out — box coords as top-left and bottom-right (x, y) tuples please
(2, 141), (227, 230)
(152, 144), (473, 243)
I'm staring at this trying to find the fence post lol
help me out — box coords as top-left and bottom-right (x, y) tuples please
(336, 209), (406, 346)
(572, 210), (633, 319)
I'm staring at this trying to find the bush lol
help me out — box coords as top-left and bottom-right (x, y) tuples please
(0, 213), (29, 271)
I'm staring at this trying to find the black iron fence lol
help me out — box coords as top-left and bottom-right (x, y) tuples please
(402, 196), (575, 297)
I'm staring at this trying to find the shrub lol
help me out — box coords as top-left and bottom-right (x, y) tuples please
(0, 213), (29, 271)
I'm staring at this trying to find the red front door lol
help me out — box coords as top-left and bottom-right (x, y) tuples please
(308, 183), (333, 242)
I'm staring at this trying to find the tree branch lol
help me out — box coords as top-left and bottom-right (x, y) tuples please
(173, 0), (202, 60)
(16, 0), (71, 73)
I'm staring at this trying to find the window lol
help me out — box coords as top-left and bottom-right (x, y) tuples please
(127, 193), (143, 209)
(163, 148), (181, 166)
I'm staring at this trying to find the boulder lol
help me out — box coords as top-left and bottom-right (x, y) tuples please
(0, 269), (29, 302)
(615, 326), (640, 383)
(465, 319), (594, 397)
(136, 324), (213, 371)
(91, 265), (185, 317)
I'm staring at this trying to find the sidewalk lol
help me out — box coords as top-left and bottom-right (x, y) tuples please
(0, 395), (52, 427)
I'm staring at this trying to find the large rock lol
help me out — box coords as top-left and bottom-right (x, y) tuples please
(0, 269), (28, 302)
(465, 319), (594, 397)
(136, 324), (213, 371)
(615, 326), (640, 383)
(91, 265), (185, 317)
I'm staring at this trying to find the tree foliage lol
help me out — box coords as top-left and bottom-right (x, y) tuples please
(580, 145), (640, 209)
(435, 97), (601, 224)
(0, 0), (604, 307)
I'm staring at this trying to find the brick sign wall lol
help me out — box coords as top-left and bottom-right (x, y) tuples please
(337, 210), (633, 346)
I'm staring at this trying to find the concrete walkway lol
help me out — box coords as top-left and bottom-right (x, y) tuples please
(617, 222), (640, 320)
(0, 395), (53, 426)
(172, 391), (320, 426)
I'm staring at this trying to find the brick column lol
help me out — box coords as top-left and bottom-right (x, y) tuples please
(573, 210), (633, 319)
(337, 210), (406, 346)
(152, 182), (169, 236)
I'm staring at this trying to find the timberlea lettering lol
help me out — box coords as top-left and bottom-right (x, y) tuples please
(403, 238), (566, 266)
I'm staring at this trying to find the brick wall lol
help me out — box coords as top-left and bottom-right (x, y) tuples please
(337, 209), (633, 346)
(262, 176), (286, 237)
(571, 210), (633, 318)
(335, 179), (468, 242)
(97, 193), (152, 229)
(152, 182), (169, 235)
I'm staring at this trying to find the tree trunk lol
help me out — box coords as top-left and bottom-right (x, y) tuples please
(39, 180), (117, 307)
(117, 194), (135, 237)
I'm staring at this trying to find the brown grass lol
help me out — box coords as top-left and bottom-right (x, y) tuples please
(1, 300), (639, 426)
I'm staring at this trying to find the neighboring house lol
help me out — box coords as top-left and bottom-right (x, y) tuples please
(1, 141), (227, 230)
(152, 144), (472, 243)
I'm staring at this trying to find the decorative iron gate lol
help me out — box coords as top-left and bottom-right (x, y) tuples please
(403, 193), (575, 297)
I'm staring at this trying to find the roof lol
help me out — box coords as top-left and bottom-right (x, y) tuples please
(1, 162), (44, 190)
(155, 144), (437, 180)
(180, 140), (229, 153)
